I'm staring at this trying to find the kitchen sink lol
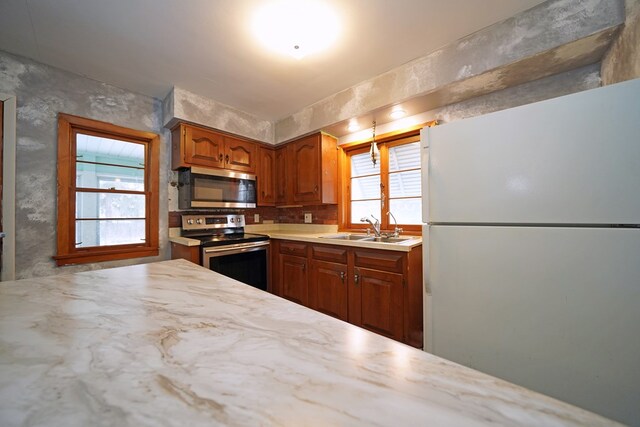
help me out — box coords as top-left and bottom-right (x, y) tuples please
(320, 234), (373, 241)
(370, 236), (415, 243)
(319, 234), (417, 244)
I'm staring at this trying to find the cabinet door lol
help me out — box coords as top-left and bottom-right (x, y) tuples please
(225, 137), (257, 173)
(257, 147), (275, 206)
(275, 146), (288, 205)
(292, 135), (321, 203)
(280, 254), (308, 306)
(184, 125), (225, 168)
(310, 260), (348, 321)
(355, 267), (404, 342)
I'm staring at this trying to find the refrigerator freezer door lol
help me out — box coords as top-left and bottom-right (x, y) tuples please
(428, 225), (640, 424)
(428, 78), (640, 225)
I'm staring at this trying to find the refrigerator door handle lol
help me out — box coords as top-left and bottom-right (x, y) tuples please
(420, 127), (430, 224)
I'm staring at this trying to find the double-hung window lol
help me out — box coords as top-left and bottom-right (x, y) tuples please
(55, 114), (159, 266)
(342, 130), (423, 233)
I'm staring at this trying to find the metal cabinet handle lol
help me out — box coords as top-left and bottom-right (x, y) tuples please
(354, 273), (359, 285)
(339, 271), (345, 282)
(219, 153), (223, 161)
(314, 185), (318, 193)
(225, 154), (230, 163)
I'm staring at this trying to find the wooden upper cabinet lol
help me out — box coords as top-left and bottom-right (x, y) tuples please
(275, 132), (337, 206)
(182, 125), (225, 168)
(292, 135), (321, 203)
(224, 137), (257, 173)
(171, 122), (258, 172)
(275, 145), (290, 205)
(257, 147), (275, 206)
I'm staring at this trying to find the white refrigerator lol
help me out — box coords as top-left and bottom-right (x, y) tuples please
(421, 78), (640, 426)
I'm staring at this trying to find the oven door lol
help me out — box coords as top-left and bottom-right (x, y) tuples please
(201, 241), (269, 292)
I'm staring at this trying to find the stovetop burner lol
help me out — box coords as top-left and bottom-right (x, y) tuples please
(180, 214), (269, 247)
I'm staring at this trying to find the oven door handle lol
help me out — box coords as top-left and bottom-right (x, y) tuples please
(203, 241), (270, 256)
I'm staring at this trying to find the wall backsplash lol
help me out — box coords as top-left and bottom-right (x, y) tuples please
(169, 204), (338, 228)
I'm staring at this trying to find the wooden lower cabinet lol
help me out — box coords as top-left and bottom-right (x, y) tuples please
(271, 239), (423, 348)
(310, 260), (348, 321)
(354, 267), (404, 342)
(280, 254), (308, 306)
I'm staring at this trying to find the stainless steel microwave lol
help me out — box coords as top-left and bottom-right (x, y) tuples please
(178, 166), (257, 209)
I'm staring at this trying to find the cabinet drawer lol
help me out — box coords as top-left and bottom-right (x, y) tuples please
(312, 245), (348, 264)
(279, 241), (308, 257)
(353, 249), (404, 273)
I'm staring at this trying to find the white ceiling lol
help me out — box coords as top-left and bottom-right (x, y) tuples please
(0, 0), (546, 121)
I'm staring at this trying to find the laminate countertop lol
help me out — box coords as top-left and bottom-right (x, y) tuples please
(169, 224), (422, 252)
(0, 260), (618, 426)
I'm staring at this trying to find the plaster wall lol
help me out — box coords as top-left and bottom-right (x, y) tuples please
(275, 0), (624, 143)
(339, 64), (601, 145)
(0, 50), (170, 279)
(601, 0), (640, 84)
(163, 87), (273, 143)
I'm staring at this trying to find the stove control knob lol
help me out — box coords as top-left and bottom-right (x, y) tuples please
(196, 219), (203, 225)
(187, 219), (194, 225)
(230, 218), (235, 223)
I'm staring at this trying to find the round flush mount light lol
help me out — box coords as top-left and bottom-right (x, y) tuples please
(390, 107), (406, 119)
(252, 0), (340, 60)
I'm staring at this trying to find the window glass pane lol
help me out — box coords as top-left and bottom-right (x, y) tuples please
(76, 162), (144, 191)
(351, 200), (381, 224)
(389, 170), (421, 198)
(389, 142), (420, 172)
(76, 192), (146, 219)
(351, 175), (380, 200)
(388, 198), (422, 225)
(76, 219), (146, 247)
(76, 133), (145, 168)
(351, 152), (379, 177)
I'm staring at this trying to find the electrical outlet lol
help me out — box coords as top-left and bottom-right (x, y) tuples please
(254, 214), (260, 223)
(304, 213), (312, 223)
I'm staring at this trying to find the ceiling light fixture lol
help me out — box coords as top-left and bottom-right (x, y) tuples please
(370, 120), (379, 166)
(347, 120), (360, 132)
(390, 107), (406, 119)
(252, 0), (340, 60)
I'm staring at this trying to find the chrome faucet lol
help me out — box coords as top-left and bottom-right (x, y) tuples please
(360, 215), (381, 237)
(388, 211), (403, 238)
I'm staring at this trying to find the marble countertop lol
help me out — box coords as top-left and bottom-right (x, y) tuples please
(169, 224), (422, 252)
(0, 260), (617, 426)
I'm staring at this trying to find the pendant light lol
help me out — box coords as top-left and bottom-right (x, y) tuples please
(370, 120), (380, 166)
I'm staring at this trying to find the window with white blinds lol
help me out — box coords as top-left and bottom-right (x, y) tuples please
(345, 135), (422, 231)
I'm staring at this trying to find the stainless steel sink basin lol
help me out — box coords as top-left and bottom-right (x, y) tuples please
(370, 236), (414, 243)
(320, 234), (416, 244)
(320, 234), (373, 241)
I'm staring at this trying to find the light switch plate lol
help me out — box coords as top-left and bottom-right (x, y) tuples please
(304, 213), (312, 223)
(254, 214), (260, 223)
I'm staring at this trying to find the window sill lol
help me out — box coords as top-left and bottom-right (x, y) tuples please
(53, 246), (159, 266)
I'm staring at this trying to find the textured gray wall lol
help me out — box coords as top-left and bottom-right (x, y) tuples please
(602, 0), (640, 84)
(0, 50), (170, 279)
(425, 64), (602, 124)
(275, 0), (624, 143)
(163, 87), (274, 143)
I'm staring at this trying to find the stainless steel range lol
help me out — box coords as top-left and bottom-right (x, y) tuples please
(182, 214), (270, 291)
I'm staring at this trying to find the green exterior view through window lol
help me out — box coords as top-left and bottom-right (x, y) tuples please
(55, 114), (159, 266)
